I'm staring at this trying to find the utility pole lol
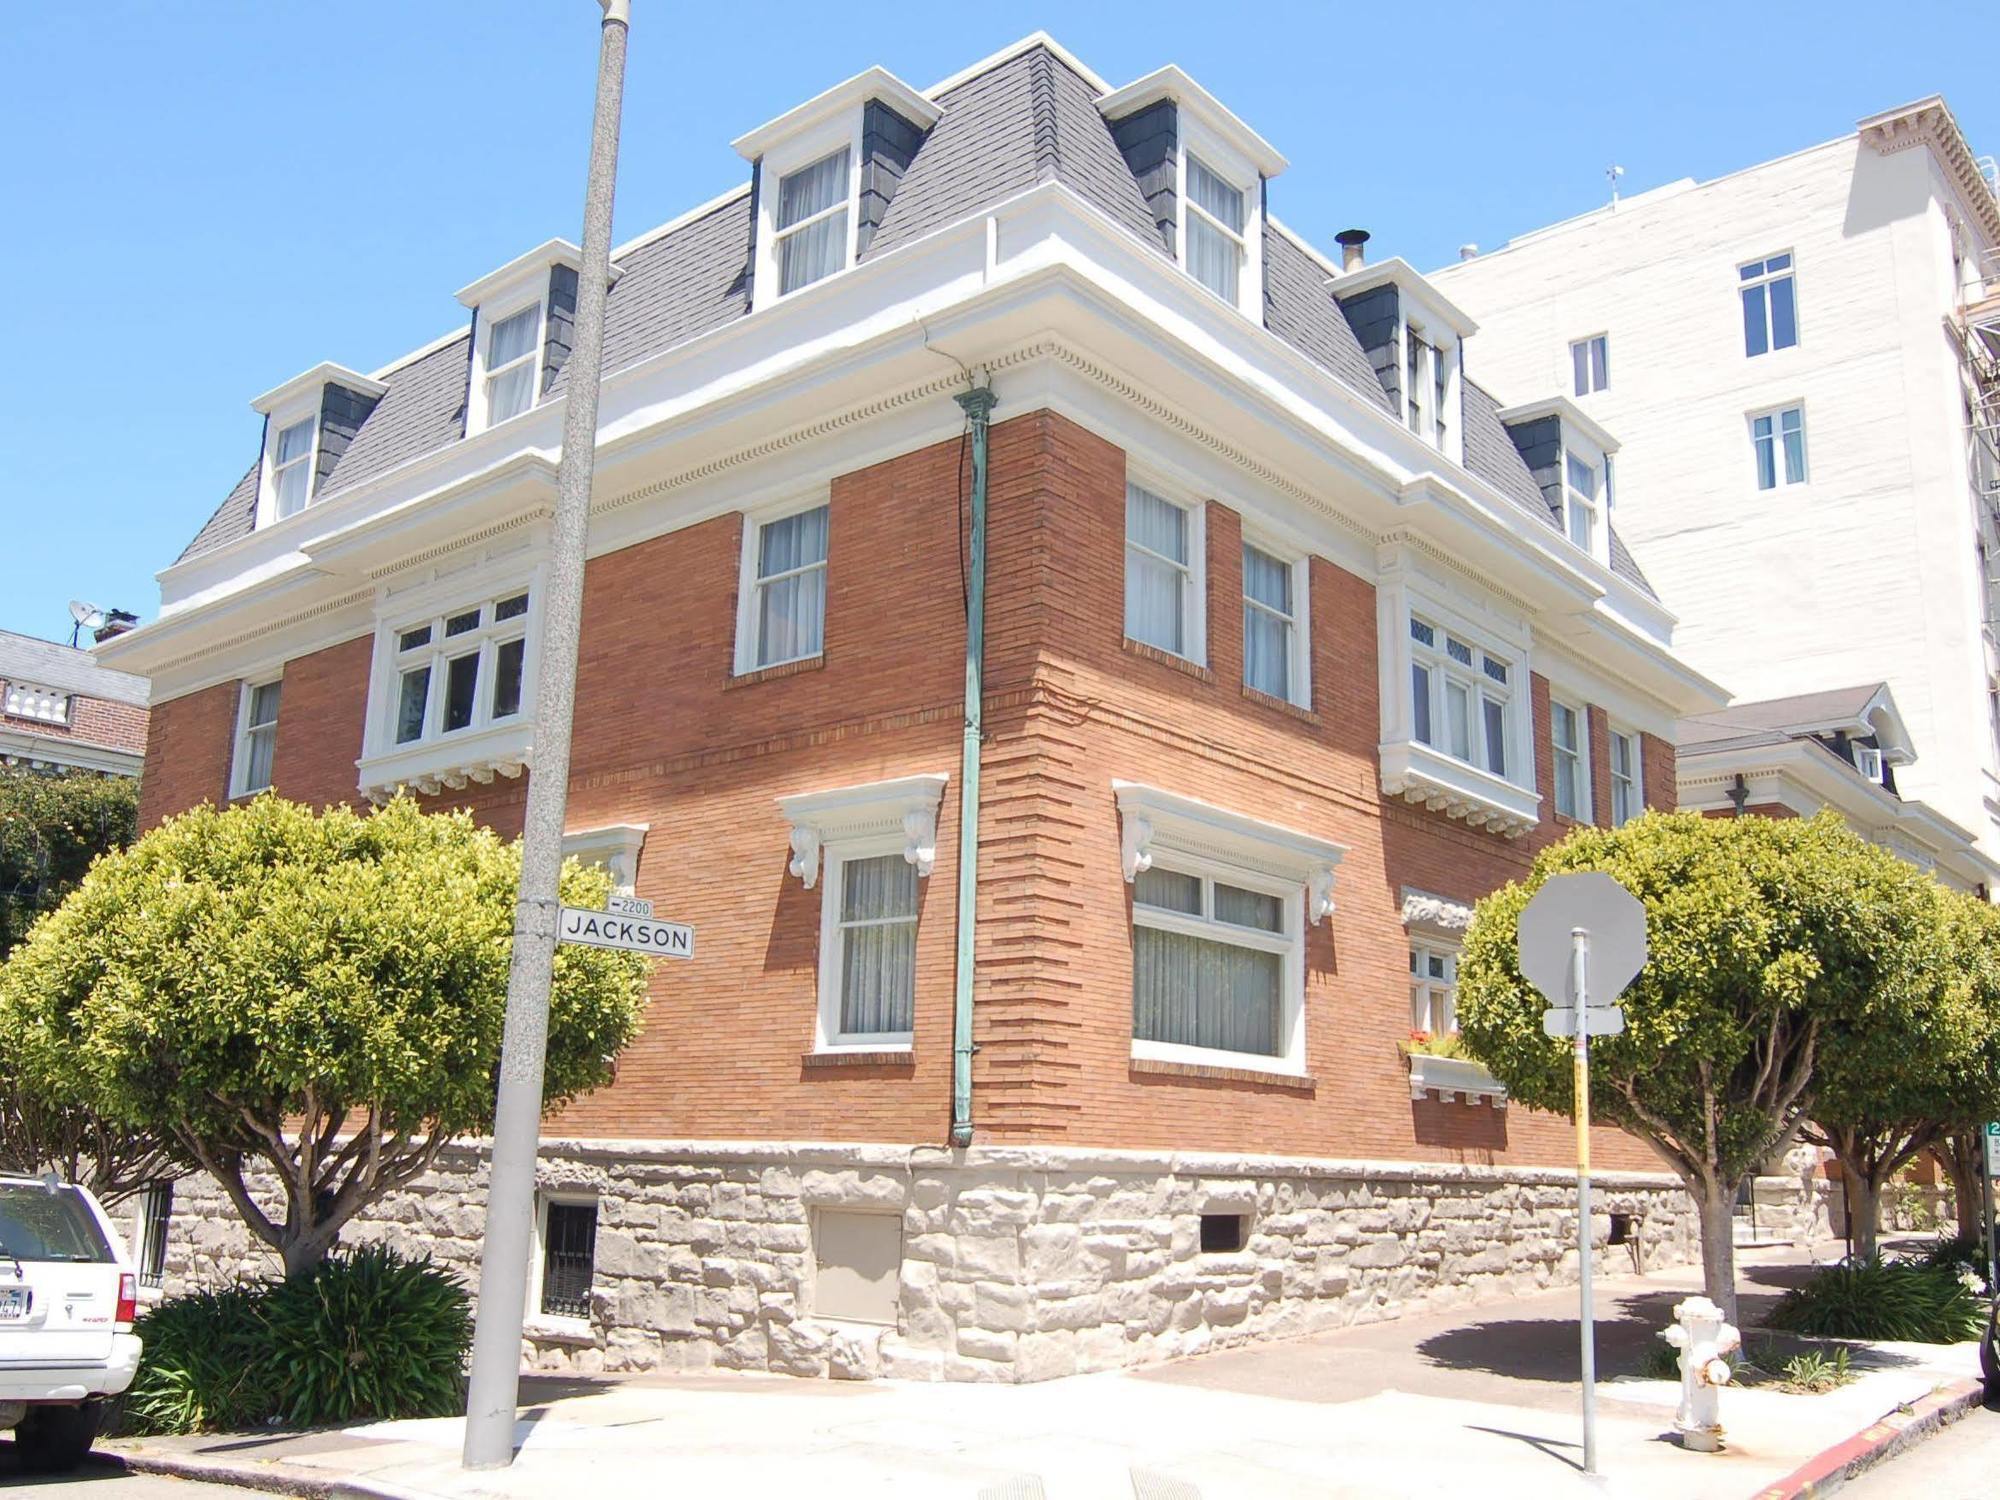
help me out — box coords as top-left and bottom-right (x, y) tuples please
(463, 0), (630, 1470)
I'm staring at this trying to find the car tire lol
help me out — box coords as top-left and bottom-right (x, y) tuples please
(13, 1403), (103, 1473)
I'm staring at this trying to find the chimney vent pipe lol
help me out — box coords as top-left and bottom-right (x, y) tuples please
(1334, 229), (1370, 272)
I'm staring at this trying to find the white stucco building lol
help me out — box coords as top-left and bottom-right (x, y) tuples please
(1435, 98), (2000, 875)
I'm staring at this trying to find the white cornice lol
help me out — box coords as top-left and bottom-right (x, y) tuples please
(250, 362), (387, 416)
(455, 238), (625, 309)
(1113, 780), (1344, 921)
(1096, 65), (1287, 178)
(1322, 257), (1477, 339)
(0, 727), (143, 778)
(1858, 95), (2000, 247)
(731, 65), (940, 161)
(778, 774), (948, 887)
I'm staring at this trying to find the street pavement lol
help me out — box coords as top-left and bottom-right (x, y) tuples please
(98, 1239), (1988, 1499)
(1842, 1402), (2000, 1498)
(0, 1445), (239, 1496)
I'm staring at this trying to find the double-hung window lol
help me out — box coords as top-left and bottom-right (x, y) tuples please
(233, 679), (281, 797)
(743, 503), (829, 671)
(1409, 941), (1456, 1034)
(1409, 616), (1513, 779)
(1740, 253), (1798, 356)
(776, 149), (851, 296)
(825, 850), (918, 1045)
(484, 304), (542, 426)
(1184, 155), (1247, 304)
(1571, 335), (1608, 396)
(1131, 863), (1294, 1062)
(1752, 405), (1807, 489)
(1125, 482), (1200, 660)
(271, 418), (316, 519)
(1551, 699), (1590, 821)
(1610, 729), (1642, 827)
(1242, 543), (1304, 705)
(390, 590), (530, 747)
(1406, 333), (1430, 439)
(1565, 453), (1602, 553)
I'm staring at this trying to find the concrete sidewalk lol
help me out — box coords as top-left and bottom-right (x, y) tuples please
(105, 1242), (1987, 1500)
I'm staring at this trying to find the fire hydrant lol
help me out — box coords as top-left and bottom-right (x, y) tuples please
(1661, 1296), (1741, 1452)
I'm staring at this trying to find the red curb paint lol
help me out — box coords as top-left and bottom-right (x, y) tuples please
(1749, 1377), (1986, 1500)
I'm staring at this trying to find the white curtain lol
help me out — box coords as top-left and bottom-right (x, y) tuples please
(1125, 484), (1187, 653)
(244, 681), (280, 791)
(839, 853), (917, 1035)
(778, 149), (850, 294)
(1185, 157), (1243, 302)
(1242, 547), (1291, 698)
(1133, 928), (1280, 1057)
(756, 506), (829, 665)
(486, 306), (540, 423)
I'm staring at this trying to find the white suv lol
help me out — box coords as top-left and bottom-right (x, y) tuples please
(0, 1176), (143, 1472)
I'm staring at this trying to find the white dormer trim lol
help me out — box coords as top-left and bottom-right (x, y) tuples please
(1096, 66), (1288, 178)
(777, 773), (949, 889)
(250, 364), (387, 531)
(456, 240), (626, 437)
(731, 65), (940, 162)
(1322, 258), (1479, 340)
(1112, 780), (1344, 923)
(1497, 395), (1620, 570)
(456, 238), (585, 310)
(1492, 395), (1621, 457)
(1325, 259), (1475, 467)
(250, 362), (387, 417)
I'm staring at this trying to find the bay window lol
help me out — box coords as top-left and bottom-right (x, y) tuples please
(1125, 481), (1202, 661)
(739, 502), (830, 672)
(1409, 615), (1514, 780)
(389, 589), (530, 749)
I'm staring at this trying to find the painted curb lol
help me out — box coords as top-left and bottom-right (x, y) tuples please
(1746, 1377), (1989, 1499)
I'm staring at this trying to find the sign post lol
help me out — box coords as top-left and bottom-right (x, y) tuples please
(1518, 872), (1649, 1478)
(1983, 1122), (1999, 1296)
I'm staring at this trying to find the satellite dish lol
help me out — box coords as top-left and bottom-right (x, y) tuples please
(69, 600), (105, 627)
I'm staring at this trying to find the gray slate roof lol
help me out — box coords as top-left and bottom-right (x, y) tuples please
(0, 630), (151, 706)
(1678, 685), (1891, 749)
(177, 39), (1657, 601)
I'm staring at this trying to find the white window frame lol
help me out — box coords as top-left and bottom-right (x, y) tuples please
(230, 675), (283, 799)
(1240, 535), (1310, 707)
(753, 114), (863, 310)
(1739, 251), (1800, 357)
(1409, 938), (1457, 1035)
(468, 291), (546, 435)
(2, 682), (72, 725)
(1408, 613), (1519, 784)
(1123, 475), (1207, 665)
(526, 1190), (598, 1334)
(256, 400), (322, 528)
(1853, 743), (1884, 783)
(734, 494), (832, 676)
(1174, 118), (1264, 320)
(1750, 403), (1808, 490)
(381, 587), (534, 753)
(269, 415), (319, 520)
(1551, 696), (1592, 822)
(1129, 850), (1306, 1076)
(814, 834), (921, 1053)
(1564, 450), (1605, 557)
(1570, 334), (1609, 396)
(1399, 321), (1460, 455)
(1609, 726), (1643, 827)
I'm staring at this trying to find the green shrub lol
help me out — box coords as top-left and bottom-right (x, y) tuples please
(259, 1246), (472, 1427)
(1911, 1233), (1990, 1289)
(1766, 1258), (1988, 1344)
(1774, 1345), (1854, 1394)
(121, 1286), (268, 1436)
(117, 1248), (471, 1435)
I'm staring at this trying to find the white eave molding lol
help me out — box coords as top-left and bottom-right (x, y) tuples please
(358, 723), (531, 804)
(777, 773), (948, 889)
(1095, 65), (1288, 178)
(1381, 740), (1540, 840)
(251, 362), (387, 416)
(1858, 96), (2000, 246)
(1322, 258), (1477, 340)
(1409, 1053), (1509, 1108)
(1401, 887), (1476, 940)
(1113, 781), (1343, 922)
(562, 823), (650, 893)
(732, 65), (941, 161)
(454, 238), (624, 310)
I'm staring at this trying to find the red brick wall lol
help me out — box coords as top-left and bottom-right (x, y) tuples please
(137, 681), (237, 830)
(133, 409), (1681, 1173)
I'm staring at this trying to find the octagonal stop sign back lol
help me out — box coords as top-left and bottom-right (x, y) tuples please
(1516, 871), (1649, 1010)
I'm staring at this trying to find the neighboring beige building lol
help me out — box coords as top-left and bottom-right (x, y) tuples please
(1436, 98), (2000, 874)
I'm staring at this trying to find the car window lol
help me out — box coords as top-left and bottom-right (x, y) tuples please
(0, 1185), (113, 1263)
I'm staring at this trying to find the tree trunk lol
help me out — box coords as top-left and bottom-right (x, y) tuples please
(279, 1225), (338, 1280)
(1935, 1137), (1984, 1240)
(1695, 1175), (1739, 1325)
(1846, 1173), (1881, 1261)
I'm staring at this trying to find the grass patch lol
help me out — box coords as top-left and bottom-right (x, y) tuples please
(1631, 1334), (1856, 1394)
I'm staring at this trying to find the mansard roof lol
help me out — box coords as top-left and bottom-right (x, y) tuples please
(178, 36), (1655, 599)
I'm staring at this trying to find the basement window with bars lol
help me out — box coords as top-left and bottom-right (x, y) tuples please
(537, 1198), (597, 1321)
(135, 1182), (173, 1290)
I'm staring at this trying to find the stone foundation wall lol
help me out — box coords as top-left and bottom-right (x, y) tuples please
(158, 1139), (1699, 1383)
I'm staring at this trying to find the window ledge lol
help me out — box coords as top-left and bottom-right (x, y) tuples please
(1408, 1053), (1508, 1108)
(358, 722), (532, 803)
(523, 1316), (597, 1345)
(1239, 683), (1317, 724)
(801, 1049), (915, 1068)
(1130, 1056), (1317, 1092)
(1380, 740), (1539, 839)
(1122, 638), (1212, 682)
(728, 654), (826, 689)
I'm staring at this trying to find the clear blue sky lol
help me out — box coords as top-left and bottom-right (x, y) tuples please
(1, 2), (1989, 644)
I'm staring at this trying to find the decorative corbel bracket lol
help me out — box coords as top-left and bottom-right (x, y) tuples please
(777, 773), (950, 890)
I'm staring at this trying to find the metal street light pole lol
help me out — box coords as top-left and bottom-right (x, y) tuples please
(463, 0), (630, 1470)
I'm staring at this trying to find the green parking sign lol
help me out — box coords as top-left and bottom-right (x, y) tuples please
(1987, 1121), (2000, 1176)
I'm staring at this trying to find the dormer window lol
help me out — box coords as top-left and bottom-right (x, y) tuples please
(484, 304), (543, 425)
(1329, 261), (1474, 463)
(1497, 397), (1619, 569)
(1565, 452), (1602, 553)
(271, 418), (317, 519)
(732, 67), (939, 312)
(457, 239), (610, 436)
(1100, 66), (1286, 322)
(1854, 743), (1883, 783)
(776, 149), (852, 295)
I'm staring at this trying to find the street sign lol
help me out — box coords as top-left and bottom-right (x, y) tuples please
(557, 906), (693, 959)
(1518, 872), (1648, 1010)
(1985, 1121), (2000, 1176)
(1543, 1006), (1627, 1038)
(606, 893), (654, 919)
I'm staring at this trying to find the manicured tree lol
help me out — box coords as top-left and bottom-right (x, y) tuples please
(0, 796), (648, 1276)
(1804, 885), (2000, 1260)
(1457, 810), (1937, 1322)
